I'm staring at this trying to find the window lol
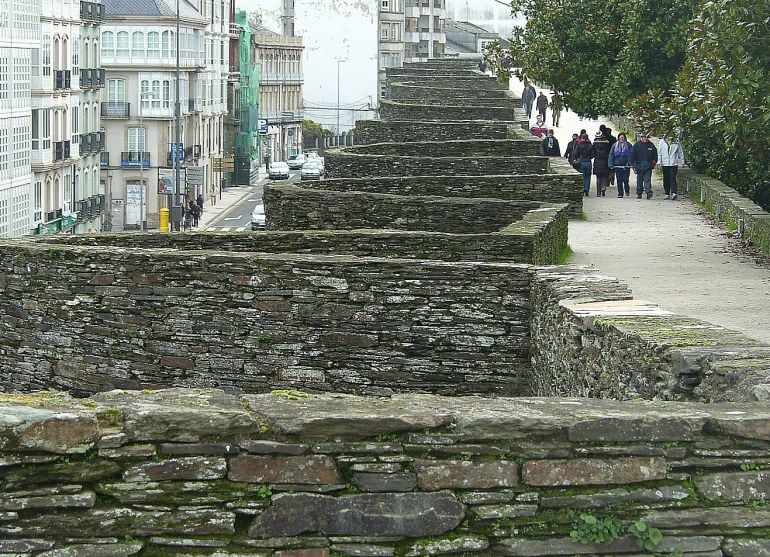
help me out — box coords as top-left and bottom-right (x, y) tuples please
(116, 31), (129, 57)
(0, 56), (8, 102)
(72, 107), (78, 144)
(381, 24), (389, 40)
(128, 126), (145, 152)
(147, 31), (160, 57)
(0, 129), (8, 173)
(42, 34), (51, 76)
(34, 181), (42, 221)
(140, 79), (150, 108)
(72, 34), (79, 74)
(162, 30), (171, 57)
(107, 79), (126, 102)
(101, 31), (114, 58)
(381, 0), (389, 8)
(31, 108), (51, 149)
(163, 80), (170, 108)
(151, 80), (161, 107)
(131, 31), (144, 57)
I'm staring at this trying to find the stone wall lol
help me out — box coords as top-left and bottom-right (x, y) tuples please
(0, 241), (533, 397)
(324, 152), (549, 179)
(389, 83), (513, 101)
(262, 184), (554, 234)
(306, 174), (583, 216)
(379, 100), (525, 124)
(353, 120), (511, 145)
(680, 168), (770, 255)
(1, 389), (769, 556)
(390, 76), (510, 90)
(333, 139), (539, 158)
(529, 266), (770, 403)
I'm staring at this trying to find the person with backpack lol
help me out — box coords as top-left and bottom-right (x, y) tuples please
(571, 132), (595, 197)
(592, 131), (612, 197)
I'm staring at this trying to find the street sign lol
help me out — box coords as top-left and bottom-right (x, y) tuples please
(212, 157), (235, 173)
(186, 165), (205, 185)
(169, 143), (184, 163)
(258, 119), (268, 135)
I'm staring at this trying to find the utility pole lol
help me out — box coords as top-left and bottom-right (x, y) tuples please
(174, 0), (181, 228)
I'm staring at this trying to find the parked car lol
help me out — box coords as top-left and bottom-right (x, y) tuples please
(268, 161), (290, 180)
(300, 160), (322, 180)
(306, 153), (325, 175)
(250, 204), (266, 231)
(287, 153), (306, 170)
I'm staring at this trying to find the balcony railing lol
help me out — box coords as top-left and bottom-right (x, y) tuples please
(102, 102), (130, 118)
(80, 1), (105, 22)
(229, 23), (240, 38)
(46, 209), (64, 223)
(121, 151), (150, 167)
(80, 68), (92, 88)
(54, 140), (71, 161)
(188, 98), (200, 112)
(98, 130), (105, 150)
(80, 133), (93, 153)
(100, 151), (109, 166)
(185, 144), (201, 160)
(54, 70), (71, 90)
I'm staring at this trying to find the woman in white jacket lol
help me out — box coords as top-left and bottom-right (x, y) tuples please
(658, 136), (685, 200)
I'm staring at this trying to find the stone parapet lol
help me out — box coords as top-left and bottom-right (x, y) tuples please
(389, 82), (515, 101)
(379, 99), (527, 125)
(330, 138), (540, 158)
(680, 168), (770, 254)
(389, 75), (510, 90)
(353, 119), (512, 144)
(0, 389), (768, 555)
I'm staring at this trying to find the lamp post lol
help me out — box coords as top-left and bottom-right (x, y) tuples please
(336, 59), (346, 137)
(174, 0), (181, 219)
(138, 90), (157, 232)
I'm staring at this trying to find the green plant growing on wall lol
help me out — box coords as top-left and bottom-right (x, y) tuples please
(628, 520), (663, 552)
(257, 484), (272, 500)
(569, 513), (624, 545)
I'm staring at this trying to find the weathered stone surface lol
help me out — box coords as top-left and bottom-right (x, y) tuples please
(644, 507), (770, 528)
(522, 457), (667, 486)
(275, 550), (329, 557)
(495, 536), (640, 555)
(0, 540), (55, 552)
(414, 459), (519, 490)
(329, 543), (394, 556)
(405, 536), (489, 556)
(458, 491), (516, 505)
(2, 459), (121, 489)
(0, 488), (96, 510)
(37, 542), (144, 556)
(540, 485), (692, 508)
(0, 401), (97, 454)
(471, 504), (538, 519)
(99, 444), (156, 459)
(248, 493), (464, 537)
(229, 455), (340, 484)
(160, 443), (241, 455)
(122, 457), (228, 482)
(95, 481), (273, 506)
(243, 393), (453, 439)
(568, 416), (703, 442)
(696, 471), (770, 501)
(723, 538), (770, 556)
(91, 389), (257, 443)
(351, 472), (417, 492)
(240, 441), (308, 455)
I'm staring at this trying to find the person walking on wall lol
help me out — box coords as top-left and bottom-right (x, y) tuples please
(530, 114), (549, 139)
(658, 134), (685, 200)
(522, 81), (536, 119)
(592, 130), (612, 197)
(608, 132), (632, 197)
(196, 193), (204, 214)
(536, 91), (549, 121)
(540, 129), (561, 156)
(550, 92), (564, 127)
(189, 199), (201, 227)
(564, 133), (580, 170)
(571, 132), (595, 197)
(629, 132), (658, 199)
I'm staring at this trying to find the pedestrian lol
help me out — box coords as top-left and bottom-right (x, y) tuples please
(521, 81), (536, 119)
(601, 125), (617, 188)
(540, 129), (561, 156)
(550, 93), (564, 127)
(536, 91), (549, 121)
(592, 130), (611, 197)
(478, 59), (487, 73)
(608, 132), (632, 197)
(189, 200), (200, 227)
(196, 193), (204, 214)
(571, 132), (595, 197)
(658, 134), (685, 200)
(629, 132), (658, 199)
(564, 133), (580, 170)
(529, 114), (548, 139)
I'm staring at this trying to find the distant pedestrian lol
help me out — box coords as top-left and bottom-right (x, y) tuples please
(536, 92), (549, 121)
(529, 114), (548, 139)
(550, 93), (564, 127)
(478, 59), (487, 73)
(522, 82), (536, 119)
(601, 125), (617, 188)
(629, 132), (658, 199)
(196, 193), (204, 214)
(592, 131), (612, 197)
(540, 129), (561, 156)
(571, 132), (595, 197)
(189, 200), (200, 227)
(608, 132), (632, 197)
(564, 133), (580, 170)
(658, 135), (685, 200)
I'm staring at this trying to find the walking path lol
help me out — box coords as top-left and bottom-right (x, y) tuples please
(509, 78), (770, 344)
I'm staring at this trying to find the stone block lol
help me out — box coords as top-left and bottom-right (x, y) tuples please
(414, 459), (519, 490)
(122, 457), (228, 482)
(522, 457), (666, 486)
(351, 472), (417, 492)
(696, 471), (770, 502)
(229, 455), (340, 484)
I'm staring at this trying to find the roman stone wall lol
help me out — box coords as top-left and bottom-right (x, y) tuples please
(334, 139), (539, 158)
(392, 76), (510, 90)
(353, 120), (512, 145)
(385, 67), (479, 77)
(306, 174), (583, 216)
(529, 266), (770, 403)
(262, 184), (554, 234)
(324, 152), (549, 179)
(389, 83), (513, 101)
(379, 100), (525, 124)
(1, 389), (769, 556)
(0, 241), (533, 397)
(680, 168), (770, 255)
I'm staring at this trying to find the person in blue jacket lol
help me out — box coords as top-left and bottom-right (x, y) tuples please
(629, 132), (658, 199)
(608, 132), (632, 197)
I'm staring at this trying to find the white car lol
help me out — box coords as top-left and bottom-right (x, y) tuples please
(250, 204), (266, 231)
(287, 153), (306, 170)
(300, 160), (322, 180)
(268, 161), (290, 180)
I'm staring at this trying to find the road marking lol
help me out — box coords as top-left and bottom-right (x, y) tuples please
(248, 198), (261, 202)
(223, 217), (241, 221)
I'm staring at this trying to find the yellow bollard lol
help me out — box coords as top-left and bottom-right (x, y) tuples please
(159, 208), (170, 233)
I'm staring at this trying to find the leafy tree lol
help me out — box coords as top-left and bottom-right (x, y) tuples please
(302, 119), (332, 141)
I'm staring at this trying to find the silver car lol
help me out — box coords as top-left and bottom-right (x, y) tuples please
(300, 160), (322, 180)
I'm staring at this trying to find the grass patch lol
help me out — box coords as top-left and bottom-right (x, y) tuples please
(556, 245), (574, 265)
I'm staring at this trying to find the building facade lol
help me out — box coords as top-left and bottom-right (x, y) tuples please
(100, 0), (229, 231)
(250, 19), (303, 163)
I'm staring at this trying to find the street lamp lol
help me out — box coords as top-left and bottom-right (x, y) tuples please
(138, 90), (157, 232)
(336, 59), (346, 137)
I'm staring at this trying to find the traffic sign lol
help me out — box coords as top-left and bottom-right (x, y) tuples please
(258, 119), (268, 135)
(186, 165), (205, 185)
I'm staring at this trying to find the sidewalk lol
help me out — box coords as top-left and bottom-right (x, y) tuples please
(510, 77), (770, 344)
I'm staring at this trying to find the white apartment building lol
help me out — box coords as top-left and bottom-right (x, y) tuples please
(100, 0), (230, 231)
(0, 0), (38, 238)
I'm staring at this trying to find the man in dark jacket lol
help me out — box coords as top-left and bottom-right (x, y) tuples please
(540, 129), (561, 156)
(521, 82), (536, 119)
(629, 132), (658, 199)
(564, 133), (579, 170)
(536, 92), (549, 121)
(592, 131), (612, 197)
(571, 133), (595, 196)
